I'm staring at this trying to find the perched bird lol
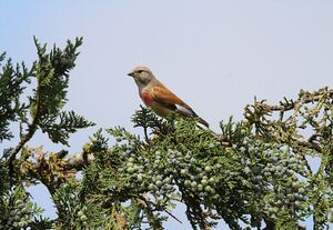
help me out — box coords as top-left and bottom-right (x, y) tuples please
(128, 65), (209, 127)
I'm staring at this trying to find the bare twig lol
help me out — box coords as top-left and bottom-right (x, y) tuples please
(260, 88), (333, 113)
(138, 194), (183, 225)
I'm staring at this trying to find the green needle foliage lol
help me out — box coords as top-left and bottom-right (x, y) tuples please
(0, 37), (95, 229)
(0, 52), (31, 141)
(1, 38), (333, 230)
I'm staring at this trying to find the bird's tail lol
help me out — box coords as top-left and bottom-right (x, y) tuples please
(197, 116), (209, 128)
(186, 108), (209, 128)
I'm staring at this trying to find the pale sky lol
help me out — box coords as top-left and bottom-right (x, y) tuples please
(1, 1), (333, 229)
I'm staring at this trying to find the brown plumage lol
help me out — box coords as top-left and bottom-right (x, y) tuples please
(128, 65), (209, 127)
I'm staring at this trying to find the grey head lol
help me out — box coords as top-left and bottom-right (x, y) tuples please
(128, 65), (156, 89)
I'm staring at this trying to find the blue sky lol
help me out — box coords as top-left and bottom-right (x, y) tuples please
(1, 1), (333, 229)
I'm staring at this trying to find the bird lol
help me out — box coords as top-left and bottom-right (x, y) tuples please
(128, 65), (209, 127)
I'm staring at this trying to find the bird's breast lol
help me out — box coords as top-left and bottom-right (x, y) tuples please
(140, 90), (154, 106)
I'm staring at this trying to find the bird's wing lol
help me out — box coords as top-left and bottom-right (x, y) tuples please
(150, 85), (196, 116)
(150, 85), (209, 127)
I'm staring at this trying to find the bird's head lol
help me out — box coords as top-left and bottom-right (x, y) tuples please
(128, 65), (155, 87)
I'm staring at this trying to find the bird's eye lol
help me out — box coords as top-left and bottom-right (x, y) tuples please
(137, 70), (143, 73)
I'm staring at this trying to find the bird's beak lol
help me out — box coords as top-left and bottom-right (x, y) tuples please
(128, 72), (134, 77)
